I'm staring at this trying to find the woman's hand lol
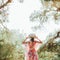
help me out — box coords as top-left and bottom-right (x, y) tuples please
(22, 36), (29, 44)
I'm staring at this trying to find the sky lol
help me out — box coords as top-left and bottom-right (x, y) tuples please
(7, 0), (43, 38)
(6, 0), (60, 41)
(7, 0), (41, 32)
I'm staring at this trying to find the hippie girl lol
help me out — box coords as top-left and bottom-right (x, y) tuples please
(22, 34), (42, 60)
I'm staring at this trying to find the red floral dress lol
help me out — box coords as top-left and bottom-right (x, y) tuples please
(27, 41), (38, 60)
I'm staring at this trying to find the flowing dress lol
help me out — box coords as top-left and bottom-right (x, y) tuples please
(23, 41), (39, 60)
(28, 49), (38, 60)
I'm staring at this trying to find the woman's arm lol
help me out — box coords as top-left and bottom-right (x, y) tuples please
(22, 37), (29, 44)
(35, 40), (42, 43)
(35, 37), (42, 43)
(38, 38), (42, 43)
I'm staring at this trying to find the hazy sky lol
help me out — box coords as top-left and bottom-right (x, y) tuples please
(6, 0), (60, 41)
(7, 0), (41, 33)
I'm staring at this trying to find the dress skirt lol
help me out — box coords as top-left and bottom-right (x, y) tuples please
(27, 50), (38, 60)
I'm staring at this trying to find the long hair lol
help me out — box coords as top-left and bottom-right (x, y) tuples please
(28, 34), (36, 42)
(30, 37), (34, 42)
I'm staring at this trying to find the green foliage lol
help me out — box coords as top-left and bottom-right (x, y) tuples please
(0, 28), (25, 60)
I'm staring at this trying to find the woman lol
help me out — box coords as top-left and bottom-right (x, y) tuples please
(22, 34), (42, 60)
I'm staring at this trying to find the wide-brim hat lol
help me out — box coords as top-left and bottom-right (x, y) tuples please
(28, 34), (36, 38)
